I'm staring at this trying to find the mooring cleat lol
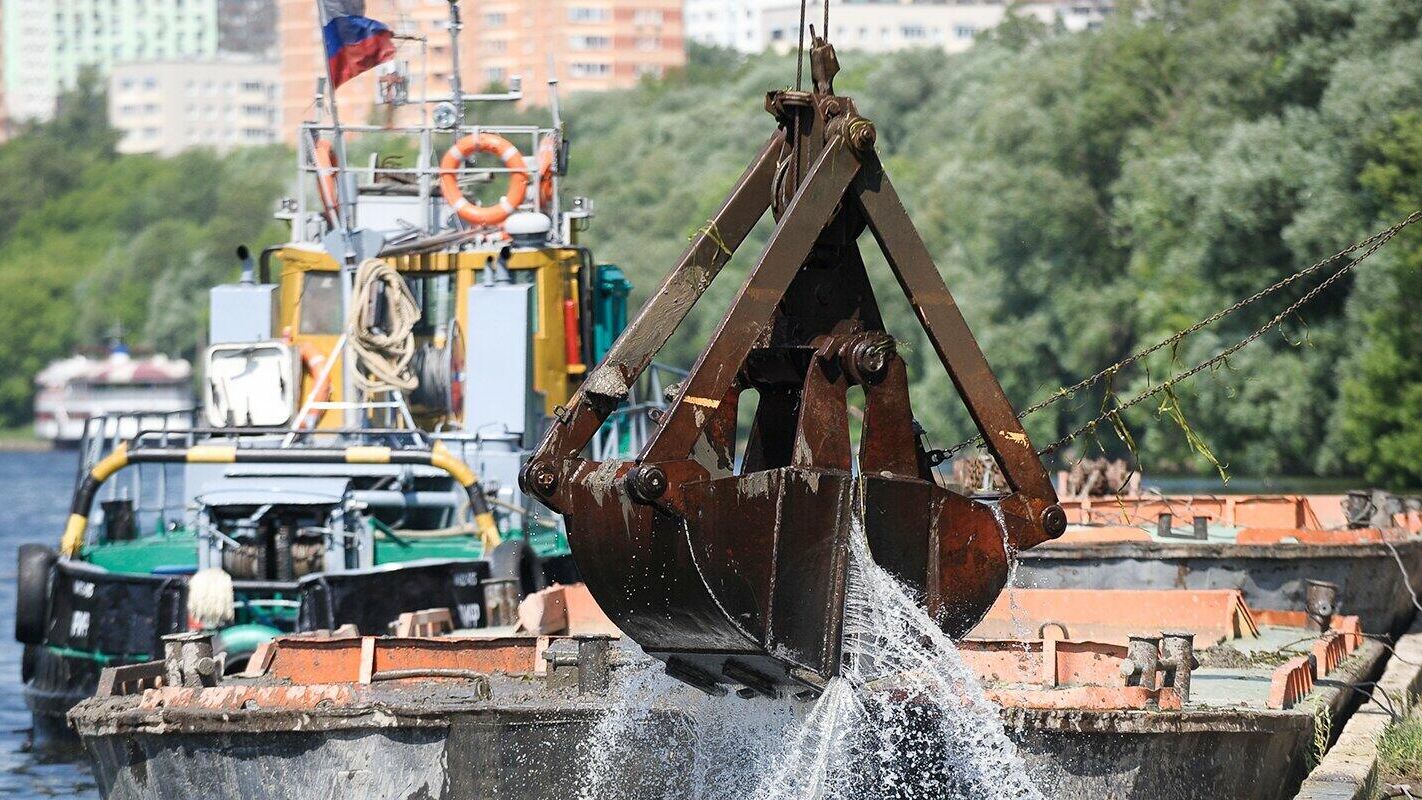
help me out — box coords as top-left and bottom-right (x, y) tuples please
(522, 38), (1063, 694)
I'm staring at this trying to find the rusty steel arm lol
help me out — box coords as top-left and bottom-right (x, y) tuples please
(528, 136), (781, 477)
(637, 136), (862, 466)
(851, 163), (1062, 545)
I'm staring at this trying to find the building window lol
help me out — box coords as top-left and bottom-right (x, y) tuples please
(901, 25), (926, 40)
(567, 7), (611, 23)
(570, 35), (611, 49)
(954, 25), (979, 39)
(635, 36), (660, 51)
(633, 9), (663, 25)
(569, 62), (611, 78)
(484, 12), (506, 26)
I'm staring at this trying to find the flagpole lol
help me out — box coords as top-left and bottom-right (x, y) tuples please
(317, 1), (362, 427)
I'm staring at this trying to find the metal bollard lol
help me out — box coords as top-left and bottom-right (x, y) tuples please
(1304, 579), (1340, 633)
(1192, 516), (1209, 540)
(482, 577), (520, 627)
(161, 631), (218, 688)
(577, 635), (613, 695)
(1121, 634), (1162, 691)
(1159, 631), (1199, 703)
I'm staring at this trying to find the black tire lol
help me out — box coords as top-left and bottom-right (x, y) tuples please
(488, 538), (546, 597)
(15, 543), (56, 645)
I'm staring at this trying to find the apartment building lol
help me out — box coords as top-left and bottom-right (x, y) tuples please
(277, 0), (685, 141)
(689, 0), (1112, 54)
(473, 0), (684, 103)
(1, 0), (275, 126)
(684, 0), (767, 50)
(109, 57), (279, 155)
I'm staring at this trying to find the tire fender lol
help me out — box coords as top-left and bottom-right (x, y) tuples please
(15, 544), (56, 646)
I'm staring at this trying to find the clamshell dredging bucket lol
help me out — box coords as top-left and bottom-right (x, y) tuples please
(563, 463), (1011, 693)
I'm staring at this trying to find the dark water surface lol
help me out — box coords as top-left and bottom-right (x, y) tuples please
(0, 450), (96, 798)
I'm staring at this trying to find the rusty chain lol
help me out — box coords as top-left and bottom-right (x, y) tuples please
(936, 208), (1422, 460)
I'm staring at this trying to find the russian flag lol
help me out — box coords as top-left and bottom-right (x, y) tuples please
(318, 0), (396, 89)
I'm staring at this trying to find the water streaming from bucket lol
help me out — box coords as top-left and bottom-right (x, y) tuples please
(992, 501), (1036, 642)
(578, 497), (1044, 799)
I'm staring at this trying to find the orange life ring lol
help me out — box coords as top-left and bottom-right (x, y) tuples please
(537, 136), (557, 207)
(296, 342), (331, 430)
(314, 139), (340, 222)
(439, 133), (529, 227)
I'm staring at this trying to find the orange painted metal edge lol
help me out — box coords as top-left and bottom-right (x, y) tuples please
(975, 588), (1258, 645)
(259, 635), (553, 684)
(1268, 655), (1315, 710)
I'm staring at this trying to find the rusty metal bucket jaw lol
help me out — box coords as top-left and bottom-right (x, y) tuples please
(522, 63), (1065, 694)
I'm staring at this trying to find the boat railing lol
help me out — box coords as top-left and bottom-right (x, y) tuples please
(591, 362), (688, 461)
(75, 408), (198, 533)
(127, 426), (433, 452)
(293, 121), (568, 246)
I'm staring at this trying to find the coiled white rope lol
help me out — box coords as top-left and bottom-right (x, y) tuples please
(348, 257), (421, 393)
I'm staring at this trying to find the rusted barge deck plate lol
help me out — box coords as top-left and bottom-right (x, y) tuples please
(71, 619), (1385, 800)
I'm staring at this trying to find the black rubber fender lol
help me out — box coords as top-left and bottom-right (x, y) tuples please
(488, 538), (546, 597)
(15, 543), (56, 645)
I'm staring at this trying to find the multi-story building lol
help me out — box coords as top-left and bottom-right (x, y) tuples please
(684, 0), (768, 51)
(689, 0), (1112, 55)
(1, 0), (275, 126)
(277, 0), (685, 141)
(474, 0), (684, 103)
(108, 57), (279, 155)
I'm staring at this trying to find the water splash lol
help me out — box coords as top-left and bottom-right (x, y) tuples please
(991, 501), (1035, 642)
(577, 498), (1043, 800)
(576, 656), (798, 799)
(752, 507), (1044, 800)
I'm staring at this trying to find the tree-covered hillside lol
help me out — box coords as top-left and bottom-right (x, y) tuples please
(0, 78), (287, 425)
(1, 0), (1420, 485)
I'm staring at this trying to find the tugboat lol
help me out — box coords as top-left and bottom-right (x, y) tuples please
(13, 0), (665, 739)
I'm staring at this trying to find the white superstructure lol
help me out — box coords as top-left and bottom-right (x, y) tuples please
(34, 349), (193, 444)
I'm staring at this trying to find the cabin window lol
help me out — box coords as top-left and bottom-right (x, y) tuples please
(298, 272), (343, 334)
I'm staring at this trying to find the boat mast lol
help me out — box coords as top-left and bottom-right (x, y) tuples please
(317, 8), (364, 428)
(447, 0), (465, 128)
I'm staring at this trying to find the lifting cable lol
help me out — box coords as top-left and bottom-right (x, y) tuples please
(934, 208), (1422, 459)
(795, 0), (807, 90)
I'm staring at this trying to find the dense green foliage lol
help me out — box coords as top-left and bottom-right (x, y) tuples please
(2, 0), (1421, 484)
(0, 77), (287, 421)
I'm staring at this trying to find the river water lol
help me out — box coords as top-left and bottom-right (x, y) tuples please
(0, 451), (96, 798)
